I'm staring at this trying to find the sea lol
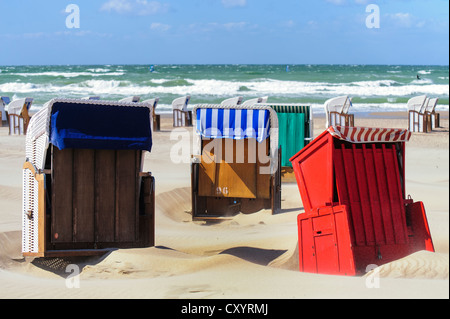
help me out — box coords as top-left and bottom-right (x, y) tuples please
(0, 64), (448, 115)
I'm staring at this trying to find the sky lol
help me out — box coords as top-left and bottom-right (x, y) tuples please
(0, 0), (448, 65)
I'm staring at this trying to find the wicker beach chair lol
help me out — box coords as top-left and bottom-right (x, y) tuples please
(324, 96), (354, 128)
(22, 98), (155, 257)
(142, 98), (160, 131)
(119, 96), (141, 103)
(241, 96), (268, 106)
(424, 97), (440, 130)
(82, 96), (101, 100)
(6, 98), (33, 135)
(191, 104), (281, 220)
(0, 96), (10, 126)
(221, 96), (243, 106)
(407, 95), (428, 133)
(172, 95), (192, 127)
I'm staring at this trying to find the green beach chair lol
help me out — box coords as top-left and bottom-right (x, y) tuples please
(264, 104), (313, 168)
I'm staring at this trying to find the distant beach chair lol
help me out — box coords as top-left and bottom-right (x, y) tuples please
(22, 98), (155, 257)
(1, 96), (10, 126)
(241, 96), (269, 106)
(324, 96), (354, 128)
(6, 98), (33, 135)
(119, 96), (141, 103)
(82, 96), (101, 100)
(424, 97), (440, 130)
(191, 104), (281, 219)
(221, 96), (243, 106)
(143, 97), (160, 131)
(407, 95), (428, 133)
(172, 95), (192, 127)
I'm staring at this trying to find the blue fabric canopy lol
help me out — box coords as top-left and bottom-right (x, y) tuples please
(196, 108), (270, 143)
(50, 102), (152, 152)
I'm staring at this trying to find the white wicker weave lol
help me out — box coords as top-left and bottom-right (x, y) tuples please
(22, 98), (153, 255)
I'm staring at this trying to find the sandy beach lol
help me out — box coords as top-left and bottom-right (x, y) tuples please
(0, 111), (448, 300)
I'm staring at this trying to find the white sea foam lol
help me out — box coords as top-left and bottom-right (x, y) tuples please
(2, 78), (448, 98)
(11, 71), (125, 78)
(86, 68), (112, 73)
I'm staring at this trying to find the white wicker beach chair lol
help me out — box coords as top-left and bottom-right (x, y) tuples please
(82, 96), (101, 100)
(241, 96), (268, 106)
(22, 98), (155, 257)
(407, 95), (428, 132)
(6, 98), (33, 135)
(143, 98), (160, 131)
(1, 96), (10, 126)
(324, 96), (350, 128)
(342, 97), (353, 114)
(425, 97), (439, 130)
(172, 95), (191, 127)
(221, 96), (243, 106)
(119, 96), (141, 103)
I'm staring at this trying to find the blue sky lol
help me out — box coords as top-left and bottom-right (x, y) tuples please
(0, 0), (448, 65)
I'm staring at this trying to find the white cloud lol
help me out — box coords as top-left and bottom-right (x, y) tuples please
(223, 22), (248, 30)
(281, 20), (296, 28)
(221, 0), (247, 8)
(100, 0), (169, 16)
(385, 12), (428, 29)
(326, 0), (346, 5)
(101, 0), (132, 13)
(187, 21), (256, 33)
(387, 12), (414, 28)
(326, 0), (370, 5)
(150, 22), (171, 32)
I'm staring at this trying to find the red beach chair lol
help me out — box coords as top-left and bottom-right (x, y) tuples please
(290, 126), (434, 276)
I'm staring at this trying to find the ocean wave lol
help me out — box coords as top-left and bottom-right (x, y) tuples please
(2, 78), (448, 98)
(86, 68), (112, 73)
(2, 76), (448, 112)
(410, 78), (434, 85)
(10, 71), (125, 78)
(350, 80), (399, 87)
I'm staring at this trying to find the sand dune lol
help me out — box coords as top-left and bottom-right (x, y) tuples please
(0, 115), (448, 299)
(365, 251), (449, 280)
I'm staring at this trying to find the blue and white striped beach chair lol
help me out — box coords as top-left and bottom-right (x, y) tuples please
(191, 104), (281, 219)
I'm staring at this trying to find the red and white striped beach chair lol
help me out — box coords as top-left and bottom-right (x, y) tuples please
(290, 126), (434, 276)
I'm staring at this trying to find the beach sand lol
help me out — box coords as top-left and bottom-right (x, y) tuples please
(0, 112), (448, 299)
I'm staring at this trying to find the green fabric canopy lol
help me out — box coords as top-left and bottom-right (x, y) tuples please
(270, 105), (311, 168)
(278, 113), (305, 167)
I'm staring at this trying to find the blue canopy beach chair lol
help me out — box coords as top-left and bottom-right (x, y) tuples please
(191, 104), (281, 219)
(22, 98), (155, 257)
